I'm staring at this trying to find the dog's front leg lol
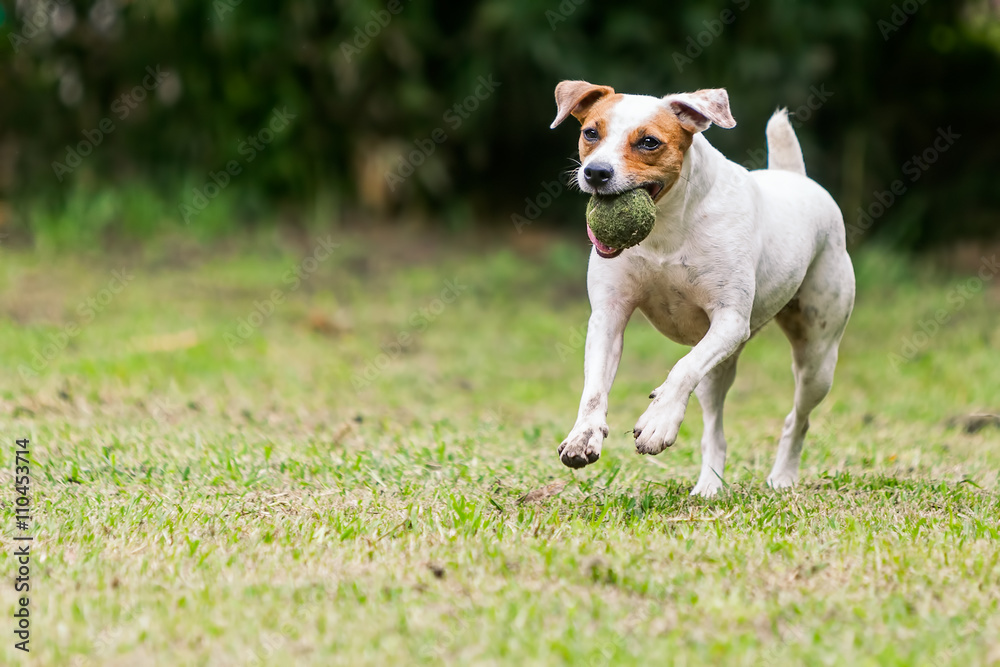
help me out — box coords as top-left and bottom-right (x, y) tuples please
(634, 308), (750, 456)
(558, 303), (632, 469)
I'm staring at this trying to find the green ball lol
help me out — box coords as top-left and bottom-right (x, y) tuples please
(586, 188), (657, 250)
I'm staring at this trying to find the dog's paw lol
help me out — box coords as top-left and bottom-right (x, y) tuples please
(766, 471), (798, 490)
(633, 401), (686, 455)
(557, 423), (608, 469)
(691, 471), (725, 498)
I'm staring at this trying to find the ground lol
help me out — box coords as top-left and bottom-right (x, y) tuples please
(0, 228), (998, 666)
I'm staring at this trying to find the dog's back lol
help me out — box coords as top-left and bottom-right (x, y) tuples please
(752, 109), (846, 246)
(744, 110), (848, 326)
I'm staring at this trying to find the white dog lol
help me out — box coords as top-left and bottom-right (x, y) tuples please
(550, 81), (855, 496)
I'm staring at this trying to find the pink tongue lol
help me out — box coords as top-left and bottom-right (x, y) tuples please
(586, 225), (618, 255)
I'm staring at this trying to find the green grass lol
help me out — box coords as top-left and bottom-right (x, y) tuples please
(1, 230), (998, 665)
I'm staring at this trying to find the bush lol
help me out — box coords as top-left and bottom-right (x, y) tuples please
(1, 0), (997, 248)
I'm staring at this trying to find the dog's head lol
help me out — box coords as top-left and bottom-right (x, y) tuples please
(550, 81), (736, 201)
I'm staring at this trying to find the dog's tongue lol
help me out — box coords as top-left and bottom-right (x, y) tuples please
(587, 225), (618, 256)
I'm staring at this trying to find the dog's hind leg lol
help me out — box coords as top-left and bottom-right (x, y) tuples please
(769, 249), (855, 489)
(690, 343), (745, 497)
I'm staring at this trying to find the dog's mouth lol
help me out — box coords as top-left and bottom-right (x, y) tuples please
(587, 181), (664, 259)
(587, 225), (624, 259)
(586, 183), (663, 259)
(641, 181), (665, 201)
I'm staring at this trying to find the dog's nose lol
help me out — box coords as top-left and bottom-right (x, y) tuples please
(583, 162), (613, 186)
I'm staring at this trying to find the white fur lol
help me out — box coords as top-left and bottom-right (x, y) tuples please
(765, 109), (806, 174)
(557, 94), (856, 497)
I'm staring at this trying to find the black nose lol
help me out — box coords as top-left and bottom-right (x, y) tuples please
(583, 162), (613, 186)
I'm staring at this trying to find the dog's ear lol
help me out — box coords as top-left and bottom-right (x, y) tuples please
(662, 89), (736, 133)
(550, 80), (615, 129)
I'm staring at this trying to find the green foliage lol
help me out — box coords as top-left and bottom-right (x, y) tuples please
(24, 182), (250, 251)
(0, 0), (998, 248)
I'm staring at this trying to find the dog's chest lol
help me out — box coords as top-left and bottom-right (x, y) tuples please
(634, 263), (712, 346)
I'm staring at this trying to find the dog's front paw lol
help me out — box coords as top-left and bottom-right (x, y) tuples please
(633, 401), (686, 455)
(766, 470), (798, 490)
(557, 423), (608, 469)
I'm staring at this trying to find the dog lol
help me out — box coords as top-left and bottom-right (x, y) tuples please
(550, 81), (855, 496)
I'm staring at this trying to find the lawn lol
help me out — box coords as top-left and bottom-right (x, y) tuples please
(1, 228), (998, 666)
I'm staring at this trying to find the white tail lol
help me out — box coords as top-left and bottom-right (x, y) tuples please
(765, 109), (806, 176)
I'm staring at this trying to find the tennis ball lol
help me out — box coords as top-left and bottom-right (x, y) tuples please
(586, 188), (657, 250)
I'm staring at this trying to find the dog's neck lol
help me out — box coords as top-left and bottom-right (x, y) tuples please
(646, 134), (733, 251)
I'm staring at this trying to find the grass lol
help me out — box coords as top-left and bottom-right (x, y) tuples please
(0, 227), (998, 665)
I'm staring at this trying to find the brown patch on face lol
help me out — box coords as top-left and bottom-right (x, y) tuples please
(622, 109), (692, 201)
(577, 102), (694, 202)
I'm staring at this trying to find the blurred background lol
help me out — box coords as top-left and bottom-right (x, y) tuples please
(0, 0), (998, 251)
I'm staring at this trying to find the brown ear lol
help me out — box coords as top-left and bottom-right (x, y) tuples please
(662, 88), (736, 133)
(550, 80), (615, 129)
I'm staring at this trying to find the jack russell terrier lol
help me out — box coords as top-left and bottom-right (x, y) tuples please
(550, 81), (855, 496)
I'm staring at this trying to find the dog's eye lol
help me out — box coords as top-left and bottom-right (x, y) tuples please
(638, 136), (661, 150)
(583, 128), (599, 141)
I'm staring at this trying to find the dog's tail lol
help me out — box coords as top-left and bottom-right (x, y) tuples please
(765, 109), (806, 176)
